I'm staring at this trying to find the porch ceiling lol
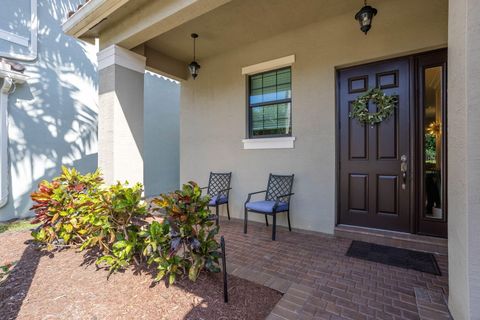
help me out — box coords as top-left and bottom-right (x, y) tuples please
(144, 0), (358, 63)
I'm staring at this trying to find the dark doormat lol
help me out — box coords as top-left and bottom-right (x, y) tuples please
(346, 240), (441, 276)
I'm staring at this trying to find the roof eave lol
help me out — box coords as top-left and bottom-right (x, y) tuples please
(62, 0), (130, 39)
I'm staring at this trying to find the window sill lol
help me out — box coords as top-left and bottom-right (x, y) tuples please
(242, 137), (295, 150)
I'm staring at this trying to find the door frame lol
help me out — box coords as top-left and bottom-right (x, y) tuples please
(335, 48), (448, 237)
(414, 49), (448, 237)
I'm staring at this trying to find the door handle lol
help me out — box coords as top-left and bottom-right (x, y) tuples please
(400, 155), (407, 190)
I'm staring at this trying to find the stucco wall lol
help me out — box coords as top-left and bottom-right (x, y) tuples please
(0, 0), (180, 221)
(0, 0), (98, 221)
(447, 0), (480, 318)
(144, 72), (180, 196)
(180, 0), (448, 234)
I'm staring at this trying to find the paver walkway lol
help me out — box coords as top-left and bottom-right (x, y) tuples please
(219, 218), (450, 320)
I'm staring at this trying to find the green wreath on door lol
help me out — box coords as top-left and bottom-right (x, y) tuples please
(349, 88), (397, 126)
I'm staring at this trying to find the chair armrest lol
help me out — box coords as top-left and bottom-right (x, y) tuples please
(273, 193), (295, 209)
(275, 192), (295, 200)
(245, 190), (267, 204)
(215, 187), (232, 197)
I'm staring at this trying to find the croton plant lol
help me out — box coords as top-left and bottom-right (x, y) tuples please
(30, 167), (221, 284)
(30, 166), (106, 247)
(149, 181), (220, 283)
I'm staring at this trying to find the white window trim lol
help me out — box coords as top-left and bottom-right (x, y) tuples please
(0, 30), (29, 47)
(242, 55), (296, 149)
(242, 137), (295, 150)
(242, 55), (295, 75)
(0, 0), (38, 61)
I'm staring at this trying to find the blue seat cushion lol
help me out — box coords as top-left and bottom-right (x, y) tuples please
(246, 200), (288, 213)
(209, 195), (228, 206)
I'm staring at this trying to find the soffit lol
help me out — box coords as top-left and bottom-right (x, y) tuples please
(145, 0), (357, 62)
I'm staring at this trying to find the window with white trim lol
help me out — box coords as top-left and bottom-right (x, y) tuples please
(248, 67), (292, 138)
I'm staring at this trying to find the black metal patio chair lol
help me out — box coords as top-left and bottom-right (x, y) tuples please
(244, 174), (294, 241)
(201, 172), (232, 225)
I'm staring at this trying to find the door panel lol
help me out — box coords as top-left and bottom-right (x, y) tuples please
(338, 58), (411, 232)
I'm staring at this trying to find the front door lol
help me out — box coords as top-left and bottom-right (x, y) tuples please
(338, 57), (412, 232)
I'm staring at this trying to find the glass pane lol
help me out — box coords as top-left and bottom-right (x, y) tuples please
(250, 88), (263, 104)
(252, 121), (264, 131)
(250, 75), (262, 90)
(262, 86), (278, 103)
(276, 83), (291, 100)
(251, 107), (263, 122)
(277, 69), (291, 84)
(250, 103), (291, 137)
(263, 105), (277, 121)
(262, 71), (277, 87)
(277, 103), (290, 118)
(423, 66), (443, 220)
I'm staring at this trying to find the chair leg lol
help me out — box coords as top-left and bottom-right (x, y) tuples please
(272, 214), (276, 241)
(265, 214), (269, 226)
(226, 203), (231, 220)
(244, 208), (248, 234)
(287, 211), (292, 232)
(215, 205), (219, 226)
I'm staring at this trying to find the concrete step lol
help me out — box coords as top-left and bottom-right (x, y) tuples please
(414, 287), (452, 320)
(335, 224), (448, 255)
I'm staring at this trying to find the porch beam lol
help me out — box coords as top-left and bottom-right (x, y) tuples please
(132, 44), (188, 81)
(99, 0), (232, 50)
(144, 46), (189, 82)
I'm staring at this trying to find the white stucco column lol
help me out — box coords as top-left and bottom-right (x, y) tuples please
(97, 45), (146, 185)
(448, 0), (480, 319)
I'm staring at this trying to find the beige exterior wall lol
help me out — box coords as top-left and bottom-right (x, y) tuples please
(448, 0), (480, 318)
(180, 0), (447, 234)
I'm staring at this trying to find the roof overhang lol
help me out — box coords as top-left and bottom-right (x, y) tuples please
(62, 0), (130, 40)
(62, 0), (232, 49)
(62, 0), (130, 42)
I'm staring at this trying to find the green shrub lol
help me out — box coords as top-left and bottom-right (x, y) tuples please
(30, 169), (221, 284)
(30, 166), (105, 247)
(149, 182), (220, 283)
(83, 182), (148, 272)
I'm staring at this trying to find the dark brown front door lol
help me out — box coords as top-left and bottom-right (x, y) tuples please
(338, 58), (412, 232)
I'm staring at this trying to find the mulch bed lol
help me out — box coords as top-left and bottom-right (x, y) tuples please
(0, 231), (282, 320)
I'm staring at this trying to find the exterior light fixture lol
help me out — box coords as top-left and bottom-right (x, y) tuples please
(188, 33), (200, 79)
(355, 1), (377, 35)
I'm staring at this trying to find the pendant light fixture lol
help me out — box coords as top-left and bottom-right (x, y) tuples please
(355, 1), (377, 35)
(188, 33), (200, 79)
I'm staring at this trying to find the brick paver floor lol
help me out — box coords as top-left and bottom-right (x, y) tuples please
(219, 218), (450, 320)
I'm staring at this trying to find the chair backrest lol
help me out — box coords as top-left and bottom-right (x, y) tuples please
(207, 172), (232, 197)
(265, 174), (294, 203)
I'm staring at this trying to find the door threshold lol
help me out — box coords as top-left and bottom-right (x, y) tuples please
(335, 224), (447, 255)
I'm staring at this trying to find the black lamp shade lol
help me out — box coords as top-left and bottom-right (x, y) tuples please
(188, 61), (201, 79)
(355, 5), (377, 34)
